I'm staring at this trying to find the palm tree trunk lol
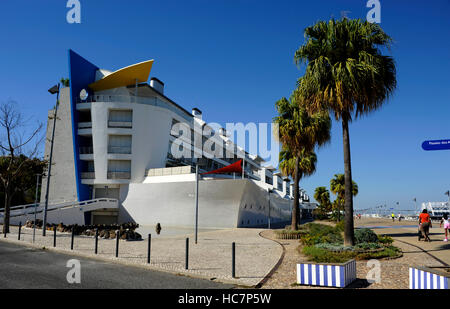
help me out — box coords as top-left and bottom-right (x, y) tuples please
(291, 156), (300, 230)
(342, 116), (355, 246)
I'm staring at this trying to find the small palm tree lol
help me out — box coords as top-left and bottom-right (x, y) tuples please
(330, 174), (358, 221)
(279, 146), (317, 227)
(314, 186), (332, 215)
(295, 18), (396, 245)
(275, 94), (330, 230)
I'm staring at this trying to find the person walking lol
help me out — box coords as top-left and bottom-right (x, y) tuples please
(440, 213), (449, 242)
(391, 213), (395, 222)
(419, 209), (432, 242)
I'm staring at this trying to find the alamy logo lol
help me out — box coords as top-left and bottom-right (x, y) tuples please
(66, 0), (81, 24)
(366, 0), (381, 23)
(366, 259), (381, 283)
(66, 259), (81, 284)
(170, 121), (280, 168)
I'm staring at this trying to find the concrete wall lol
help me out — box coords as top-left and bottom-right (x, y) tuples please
(40, 87), (78, 204)
(121, 178), (291, 228)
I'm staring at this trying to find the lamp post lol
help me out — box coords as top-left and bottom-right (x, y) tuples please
(267, 188), (273, 229)
(194, 164), (199, 244)
(43, 83), (60, 236)
(33, 174), (41, 243)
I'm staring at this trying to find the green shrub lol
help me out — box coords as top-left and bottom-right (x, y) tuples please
(335, 220), (345, 232)
(315, 243), (354, 252)
(302, 245), (355, 263)
(354, 228), (378, 244)
(299, 223), (343, 246)
(354, 242), (383, 250)
(377, 235), (394, 245)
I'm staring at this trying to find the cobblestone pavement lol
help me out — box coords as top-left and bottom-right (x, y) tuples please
(260, 218), (449, 289)
(0, 225), (282, 287)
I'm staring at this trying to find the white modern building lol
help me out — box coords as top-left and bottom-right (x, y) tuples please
(29, 50), (316, 228)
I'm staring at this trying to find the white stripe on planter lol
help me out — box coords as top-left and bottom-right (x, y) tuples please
(409, 267), (449, 289)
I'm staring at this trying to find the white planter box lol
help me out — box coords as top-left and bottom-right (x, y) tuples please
(297, 259), (356, 287)
(409, 266), (449, 289)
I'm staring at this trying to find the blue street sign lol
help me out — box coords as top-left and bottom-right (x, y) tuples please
(422, 139), (450, 151)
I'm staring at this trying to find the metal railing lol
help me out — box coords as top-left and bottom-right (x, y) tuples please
(107, 172), (131, 179)
(0, 198), (119, 218)
(78, 122), (92, 129)
(79, 146), (93, 154)
(108, 121), (132, 128)
(81, 172), (95, 179)
(108, 146), (132, 154)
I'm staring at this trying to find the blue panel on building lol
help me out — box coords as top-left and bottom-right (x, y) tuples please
(68, 50), (99, 201)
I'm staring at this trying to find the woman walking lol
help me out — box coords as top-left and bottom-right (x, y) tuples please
(419, 209), (432, 242)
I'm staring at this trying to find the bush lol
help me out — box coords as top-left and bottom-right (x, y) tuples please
(299, 223), (343, 246)
(302, 245), (355, 263)
(354, 242), (383, 251)
(354, 228), (378, 244)
(335, 220), (345, 232)
(315, 243), (354, 252)
(377, 235), (394, 245)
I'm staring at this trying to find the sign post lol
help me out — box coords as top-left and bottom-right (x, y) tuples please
(421, 139), (450, 151)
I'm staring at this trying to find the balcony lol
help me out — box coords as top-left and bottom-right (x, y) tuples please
(78, 122), (92, 129)
(108, 121), (132, 128)
(108, 146), (132, 154)
(107, 172), (131, 179)
(79, 146), (93, 154)
(81, 172), (95, 179)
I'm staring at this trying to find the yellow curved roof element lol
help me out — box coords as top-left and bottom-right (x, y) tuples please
(88, 59), (154, 91)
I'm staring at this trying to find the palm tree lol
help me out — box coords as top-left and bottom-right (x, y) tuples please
(314, 186), (332, 215)
(330, 174), (358, 221)
(279, 146), (317, 228)
(295, 18), (396, 245)
(275, 95), (331, 230)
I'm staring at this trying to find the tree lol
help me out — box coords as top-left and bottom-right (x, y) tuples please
(330, 173), (358, 222)
(275, 94), (331, 230)
(0, 101), (44, 233)
(295, 18), (396, 245)
(314, 186), (332, 215)
(279, 146), (317, 227)
(60, 78), (70, 87)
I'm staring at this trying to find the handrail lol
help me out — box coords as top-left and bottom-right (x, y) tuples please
(0, 198), (119, 217)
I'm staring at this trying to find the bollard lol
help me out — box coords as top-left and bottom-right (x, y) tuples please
(53, 227), (56, 247)
(185, 237), (189, 270)
(71, 228), (75, 250)
(232, 242), (236, 278)
(115, 230), (120, 258)
(94, 228), (98, 254)
(147, 234), (151, 264)
(18, 222), (22, 240)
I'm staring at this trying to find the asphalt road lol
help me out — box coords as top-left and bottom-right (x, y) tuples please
(0, 241), (235, 289)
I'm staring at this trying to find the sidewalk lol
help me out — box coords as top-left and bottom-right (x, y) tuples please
(0, 225), (283, 287)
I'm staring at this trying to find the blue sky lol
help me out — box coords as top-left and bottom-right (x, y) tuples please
(0, 0), (449, 212)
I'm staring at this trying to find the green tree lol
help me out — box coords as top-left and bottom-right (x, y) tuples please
(60, 78), (70, 87)
(295, 18), (396, 245)
(314, 186), (332, 215)
(275, 94), (331, 230)
(330, 174), (358, 222)
(279, 147), (317, 226)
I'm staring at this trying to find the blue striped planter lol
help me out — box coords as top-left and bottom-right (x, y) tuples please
(409, 267), (449, 289)
(297, 260), (356, 287)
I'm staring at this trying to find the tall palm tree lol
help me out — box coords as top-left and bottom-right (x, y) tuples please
(275, 95), (331, 230)
(279, 146), (317, 228)
(295, 18), (396, 245)
(330, 174), (358, 221)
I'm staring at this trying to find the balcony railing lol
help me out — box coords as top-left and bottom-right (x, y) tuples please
(108, 146), (132, 154)
(78, 122), (92, 129)
(81, 172), (95, 179)
(79, 146), (93, 154)
(108, 121), (132, 128)
(107, 172), (131, 179)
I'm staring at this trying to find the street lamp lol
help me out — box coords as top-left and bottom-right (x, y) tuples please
(267, 188), (274, 229)
(33, 174), (41, 243)
(43, 83), (60, 236)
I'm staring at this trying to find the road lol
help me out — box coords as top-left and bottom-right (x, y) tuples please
(0, 241), (235, 289)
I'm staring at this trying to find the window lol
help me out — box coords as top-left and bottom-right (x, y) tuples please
(108, 135), (132, 154)
(107, 160), (131, 179)
(108, 110), (132, 128)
